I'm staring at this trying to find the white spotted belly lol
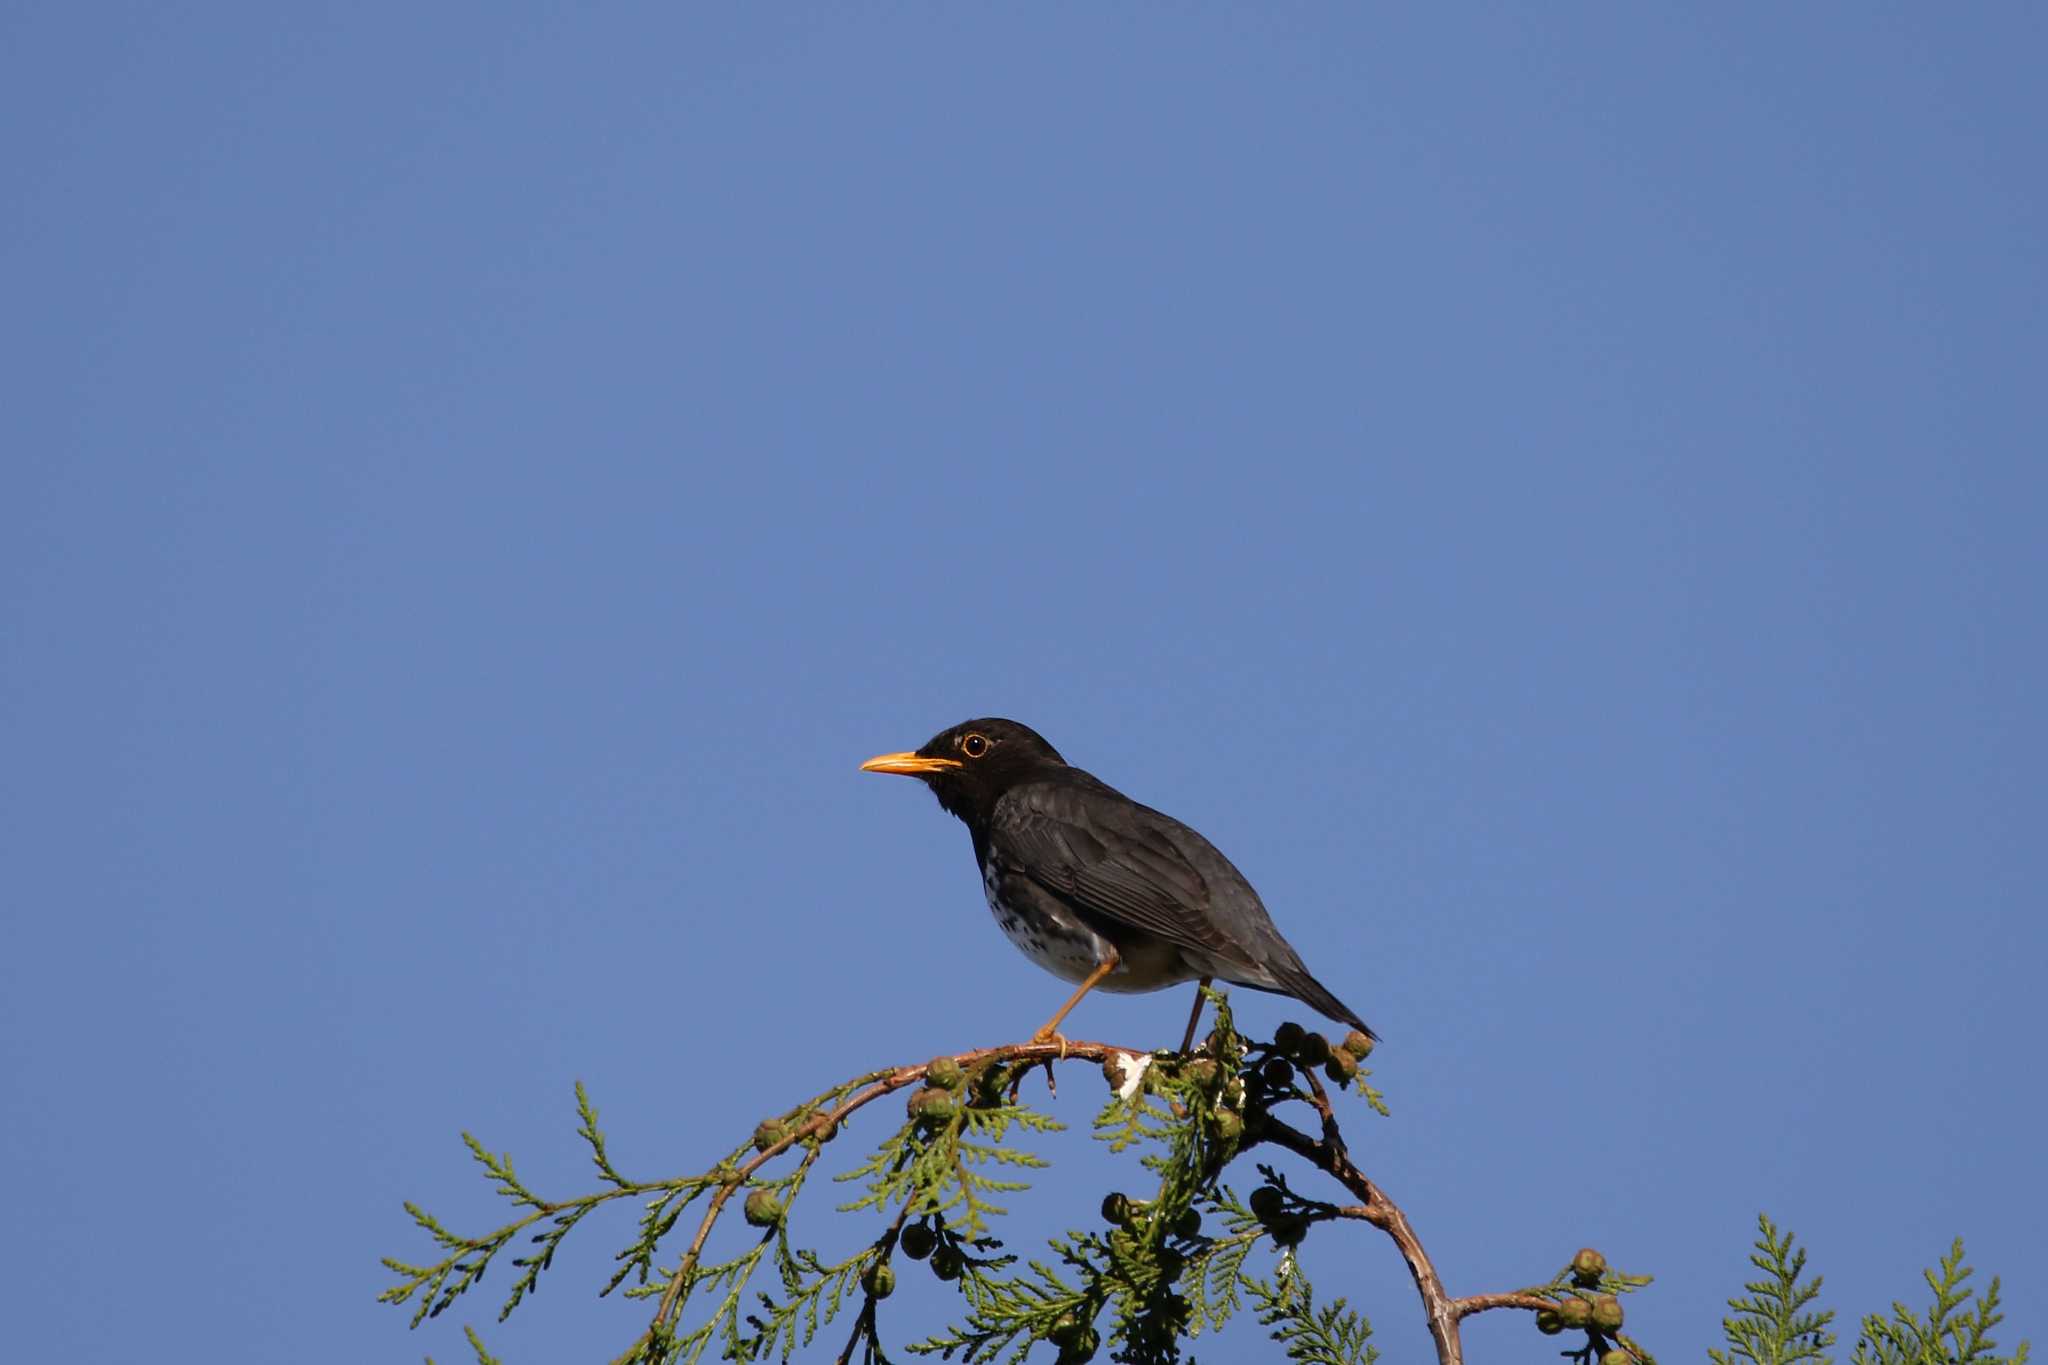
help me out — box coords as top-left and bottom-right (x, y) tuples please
(980, 859), (1197, 993)
(983, 861), (1103, 983)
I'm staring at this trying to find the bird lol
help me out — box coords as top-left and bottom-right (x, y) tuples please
(860, 717), (1374, 1050)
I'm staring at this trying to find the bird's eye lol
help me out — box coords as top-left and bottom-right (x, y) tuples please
(961, 732), (990, 759)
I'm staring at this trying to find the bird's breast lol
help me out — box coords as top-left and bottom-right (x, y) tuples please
(978, 857), (1194, 993)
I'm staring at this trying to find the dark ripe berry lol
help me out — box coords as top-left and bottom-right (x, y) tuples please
(1054, 1327), (1099, 1364)
(1536, 1308), (1564, 1336)
(1558, 1297), (1592, 1329)
(1342, 1031), (1376, 1060)
(1296, 1032), (1332, 1067)
(1572, 1247), (1608, 1284)
(1260, 1057), (1294, 1088)
(861, 1262), (896, 1299)
(1592, 1295), (1624, 1331)
(1173, 1208), (1202, 1240)
(1212, 1109), (1244, 1141)
(1270, 1214), (1309, 1248)
(899, 1224), (936, 1260)
(906, 1087), (958, 1124)
(1325, 1051), (1359, 1084)
(931, 1246), (963, 1281)
(926, 1056), (965, 1090)
(1158, 1247), (1186, 1281)
(742, 1190), (782, 1228)
(1248, 1185), (1286, 1223)
(1100, 1192), (1135, 1226)
(1273, 1022), (1307, 1053)
(969, 1068), (1008, 1108)
(752, 1119), (788, 1153)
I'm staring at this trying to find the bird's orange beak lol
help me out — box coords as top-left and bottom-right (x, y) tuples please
(859, 751), (963, 776)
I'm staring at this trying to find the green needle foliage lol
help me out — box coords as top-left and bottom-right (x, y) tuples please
(837, 1073), (1063, 1242)
(1851, 1239), (2027, 1365)
(1712, 1215), (1837, 1365)
(1247, 1273), (1376, 1365)
(383, 997), (2027, 1365)
(1713, 1215), (2028, 1365)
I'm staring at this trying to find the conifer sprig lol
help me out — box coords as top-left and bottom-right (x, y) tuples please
(1248, 1272), (1378, 1365)
(383, 996), (2031, 1365)
(1713, 1214), (1835, 1365)
(1853, 1238), (2028, 1365)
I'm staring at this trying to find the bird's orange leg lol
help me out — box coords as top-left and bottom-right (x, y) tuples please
(1033, 953), (1120, 1056)
(1177, 977), (1213, 1054)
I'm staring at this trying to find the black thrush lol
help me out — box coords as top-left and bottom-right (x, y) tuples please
(861, 717), (1374, 1049)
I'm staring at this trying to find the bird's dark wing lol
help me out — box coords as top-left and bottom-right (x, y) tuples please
(987, 776), (1377, 1038)
(986, 779), (1258, 965)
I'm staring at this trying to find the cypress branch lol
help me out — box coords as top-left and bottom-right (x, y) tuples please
(382, 992), (2027, 1365)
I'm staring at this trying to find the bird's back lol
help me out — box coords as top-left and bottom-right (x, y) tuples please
(991, 769), (1373, 1036)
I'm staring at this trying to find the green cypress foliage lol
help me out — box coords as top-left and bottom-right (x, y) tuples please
(380, 1000), (2027, 1365)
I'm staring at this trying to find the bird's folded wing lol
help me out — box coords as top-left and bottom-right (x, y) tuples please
(989, 782), (1252, 963)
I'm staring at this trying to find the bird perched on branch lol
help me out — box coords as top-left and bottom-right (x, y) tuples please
(861, 717), (1374, 1050)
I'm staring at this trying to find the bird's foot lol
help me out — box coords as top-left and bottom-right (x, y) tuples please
(1029, 1027), (1071, 1061)
(1006, 1036), (1063, 1102)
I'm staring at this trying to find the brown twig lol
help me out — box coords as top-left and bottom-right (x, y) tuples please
(1260, 1106), (1467, 1362)
(1451, 1290), (1565, 1319)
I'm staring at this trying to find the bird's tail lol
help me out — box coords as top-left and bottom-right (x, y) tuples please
(1251, 961), (1379, 1042)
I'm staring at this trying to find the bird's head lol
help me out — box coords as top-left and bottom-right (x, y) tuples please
(860, 717), (1067, 823)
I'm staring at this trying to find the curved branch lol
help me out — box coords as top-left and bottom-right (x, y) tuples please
(1258, 1071), (1636, 1364)
(1259, 1064), (1596, 1365)
(1452, 1290), (1563, 1319)
(1260, 1109), (1464, 1364)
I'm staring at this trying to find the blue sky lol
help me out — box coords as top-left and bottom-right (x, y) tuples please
(3, 6), (2042, 1361)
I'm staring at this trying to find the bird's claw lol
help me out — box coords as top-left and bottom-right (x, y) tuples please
(1030, 1028), (1071, 1061)
(1006, 1037), (1064, 1102)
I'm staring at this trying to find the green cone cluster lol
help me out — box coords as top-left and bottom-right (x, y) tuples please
(1532, 1247), (1625, 1344)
